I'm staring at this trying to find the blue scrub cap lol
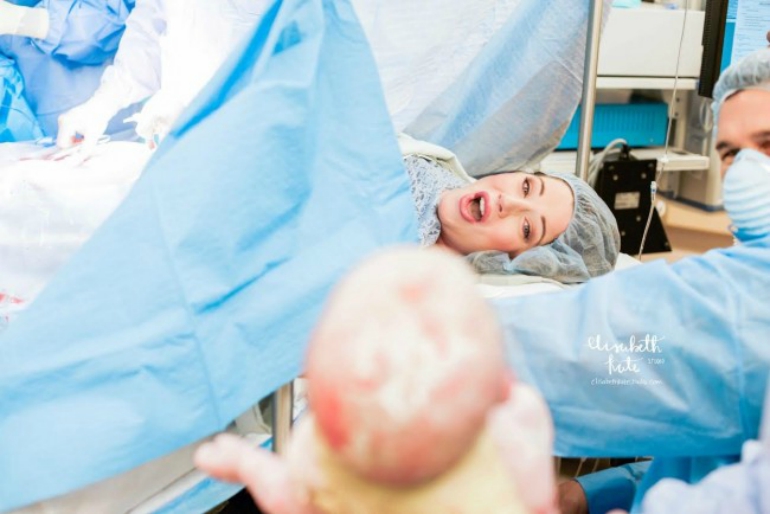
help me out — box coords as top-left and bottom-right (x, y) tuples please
(712, 48), (770, 124)
(468, 170), (620, 283)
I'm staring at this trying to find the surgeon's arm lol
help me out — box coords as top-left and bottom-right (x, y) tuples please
(492, 241), (770, 458)
(34, 0), (134, 64)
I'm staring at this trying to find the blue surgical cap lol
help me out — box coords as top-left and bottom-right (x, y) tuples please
(712, 48), (770, 123)
(468, 170), (620, 284)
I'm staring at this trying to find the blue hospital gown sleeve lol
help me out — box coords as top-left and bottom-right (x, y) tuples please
(33, 0), (135, 64)
(576, 461), (651, 514)
(492, 236), (770, 458)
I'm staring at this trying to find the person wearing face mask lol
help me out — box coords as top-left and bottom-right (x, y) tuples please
(399, 135), (621, 284)
(714, 56), (770, 244)
(487, 47), (770, 514)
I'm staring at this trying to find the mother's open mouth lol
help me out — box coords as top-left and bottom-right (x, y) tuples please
(460, 191), (490, 223)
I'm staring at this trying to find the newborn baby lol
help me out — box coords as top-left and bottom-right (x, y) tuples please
(195, 247), (558, 514)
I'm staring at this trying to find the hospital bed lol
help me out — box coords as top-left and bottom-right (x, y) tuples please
(1, 0), (619, 511)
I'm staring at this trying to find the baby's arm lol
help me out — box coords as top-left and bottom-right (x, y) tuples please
(194, 434), (310, 514)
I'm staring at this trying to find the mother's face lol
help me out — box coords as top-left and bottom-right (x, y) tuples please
(436, 172), (574, 257)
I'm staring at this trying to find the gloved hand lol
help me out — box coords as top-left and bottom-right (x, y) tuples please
(0, 1), (49, 39)
(56, 93), (120, 150)
(133, 90), (186, 148)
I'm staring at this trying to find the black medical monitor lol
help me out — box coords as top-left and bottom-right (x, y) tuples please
(699, 0), (770, 99)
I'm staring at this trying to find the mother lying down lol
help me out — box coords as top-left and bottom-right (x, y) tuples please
(400, 135), (620, 283)
(0, 134), (617, 324)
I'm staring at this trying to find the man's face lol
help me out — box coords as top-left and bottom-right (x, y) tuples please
(716, 89), (770, 177)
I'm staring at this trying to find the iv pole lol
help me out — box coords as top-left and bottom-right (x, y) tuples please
(576, 0), (605, 182)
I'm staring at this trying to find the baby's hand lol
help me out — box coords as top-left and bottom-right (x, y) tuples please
(194, 434), (311, 514)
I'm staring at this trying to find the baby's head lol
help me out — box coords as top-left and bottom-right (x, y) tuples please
(305, 247), (509, 486)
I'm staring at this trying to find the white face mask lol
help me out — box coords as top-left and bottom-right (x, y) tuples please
(722, 148), (770, 242)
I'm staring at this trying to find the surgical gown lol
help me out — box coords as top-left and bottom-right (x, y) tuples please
(0, 0), (135, 137)
(493, 236), (770, 512)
